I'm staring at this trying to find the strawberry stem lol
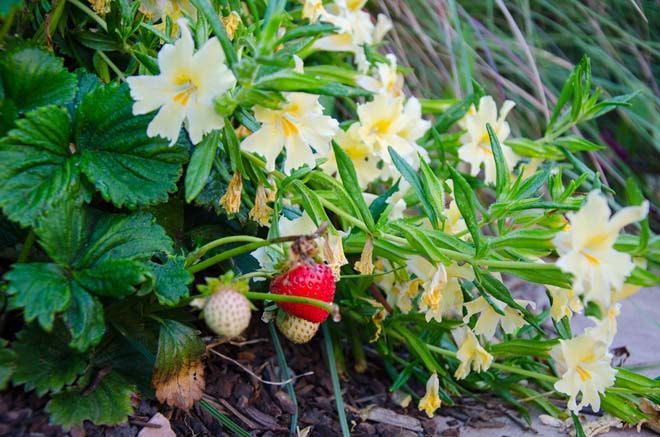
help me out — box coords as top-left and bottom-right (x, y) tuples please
(243, 291), (335, 314)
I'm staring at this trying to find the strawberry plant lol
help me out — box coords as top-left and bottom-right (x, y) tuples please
(0, 0), (658, 434)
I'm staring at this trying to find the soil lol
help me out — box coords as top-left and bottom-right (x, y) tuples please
(1, 287), (658, 436)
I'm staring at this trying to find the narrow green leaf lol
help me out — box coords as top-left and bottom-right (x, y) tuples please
(189, 0), (237, 66)
(571, 412), (586, 437)
(185, 132), (218, 203)
(419, 158), (445, 228)
(332, 141), (375, 231)
(388, 147), (438, 227)
(290, 180), (332, 228)
(448, 166), (481, 252)
(486, 123), (509, 197)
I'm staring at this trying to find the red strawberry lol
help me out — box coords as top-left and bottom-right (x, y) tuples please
(269, 263), (335, 323)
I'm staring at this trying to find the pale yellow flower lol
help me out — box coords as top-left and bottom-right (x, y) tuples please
(139, 0), (195, 22)
(463, 296), (534, 341)
(586, 304), (620, 346)
(547, 285), (583, 321)
(127, 19), (236, 145)
(418, 373), (441, 418)
(219, 172), (242, 215)
(613, 257), (647, 302)
(407, 256), (468, 323)
(458, 96), (520, 184)
(551, 330), (617, 413)
(302, 0), (325, 23)
(356, 54), (404, 98)
(278, 211), (317, 237)
(89, 0), (110, 14)
(454, 328), (493, 380)
(553, 191), (649, 307)
(390, 279), (422, 314)
(322, 123), (382, 188)
(357, 95), (430, 169)
(241, 93), (339, 174)
(313, 1), (392, 71)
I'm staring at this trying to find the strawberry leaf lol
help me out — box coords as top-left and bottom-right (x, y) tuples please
(11, 324), (87, 396)
(76, 83), (188, 208)
(46, 372), (135, 429)
(150, 256), (193, 306)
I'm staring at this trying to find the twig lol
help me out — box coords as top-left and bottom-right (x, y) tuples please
(208, 348), (313, 386)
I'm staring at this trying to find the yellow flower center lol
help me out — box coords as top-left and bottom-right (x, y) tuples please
(172, 74), (199, 106)
(576, 365), (592, 381)
(346, 0), (367, 10)
(344, 142), (369, 161)
(371, 119), (392, 135)
(281, 116), (299, 137)
(580, 250), (601, 265)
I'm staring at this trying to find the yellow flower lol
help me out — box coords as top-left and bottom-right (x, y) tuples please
(127, 19), (236, 145)
(354, 237), (374, 275)
(249, 184), (273, 227)
(418, 373), (441, 418)
(553, 191), (648, 307)
(312, 1), (392, 71)
(458, 96), (519, 184)
(302, 0), (325, 23)
(586, 304), (620, 346)
(219, 172), (242, 215)
(357, 95), (430, 171)
(322, 123), (382, 188)
(139, 0), (196, 23)
(463, 295), (534, 341)
(278, 211), (317, 237)
(241, 93), (339, 174)
(551, 330), (617, 413)
(454, 328), (493, 379)
(356, 54), (404, 98)
(547, 285), (583, 321)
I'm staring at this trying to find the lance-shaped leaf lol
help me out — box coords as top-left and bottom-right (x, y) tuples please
(185, 131), (219, 203)
(255, 71), (370, 97)
(332, 141), (375, 231)
(486, 123), (509, 198)
(448, 167), (482, 253)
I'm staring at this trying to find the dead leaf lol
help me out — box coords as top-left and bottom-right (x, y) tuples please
(137, 413), (175, 437)
(360, 406), (423, 432)
(154, 359), (205, 410)
(640, 399), (660, 433)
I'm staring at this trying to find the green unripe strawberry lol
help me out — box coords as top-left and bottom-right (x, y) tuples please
(203, 289), (251, 338)
(275, 310), (319, 344)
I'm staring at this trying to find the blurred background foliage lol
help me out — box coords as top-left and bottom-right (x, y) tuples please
(375, 0), (658, 218)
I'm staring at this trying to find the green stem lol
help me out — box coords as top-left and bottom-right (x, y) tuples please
(66, 0), (108, 31)
(187, 241), (268, 274)
(186, 235), (265, 266)
(423, 343), (558, 383)
(96, 51), (125, 81)
(319, 196), (370, 233)
(244, 291), (335, 314)
(322, 323), (350, 437)
(17, 230), (36, 264)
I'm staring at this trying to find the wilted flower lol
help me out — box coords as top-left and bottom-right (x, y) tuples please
(354, 237), (374, 275)
(219, 172), (243, 215)
(249, 184), (273, 227)
(127, 19), (236, 145)
(418, 373), (441, 417)
(458, 96), (519, 184)
(463, 296), (534, 341)
(222, 12), (241, 40)
(553, 191), (649, 307)
(454, 328), (493, 380)
(323, 232), (348, 280)
(139, 0), (195, 22)
(551, 330), (617, 413)
(547, 285), (583, 321)
(89, 0), (110, 14)
(241, 93), (339, 174)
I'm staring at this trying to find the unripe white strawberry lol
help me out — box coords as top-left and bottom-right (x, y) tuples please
(203, 290), (251, 338)
(275, 310), (319, 344)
